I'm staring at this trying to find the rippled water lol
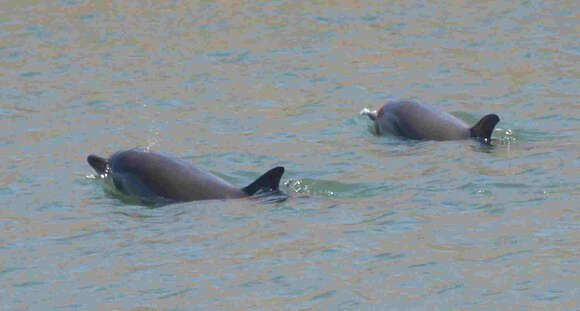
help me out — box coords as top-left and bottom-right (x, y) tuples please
(1, 0), (578, 309)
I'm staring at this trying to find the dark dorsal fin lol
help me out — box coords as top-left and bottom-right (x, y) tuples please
(470, 114), (500, 144)
(87, 154), (108, 175)
(242, 166), (285, 196)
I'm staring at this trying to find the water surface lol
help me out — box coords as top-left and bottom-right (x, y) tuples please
(1, 0), (578, 309)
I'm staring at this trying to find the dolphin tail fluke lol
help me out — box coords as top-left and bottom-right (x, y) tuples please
(470, 114), (500, 144)
(360, 108), (378, 121)
(242, 166), (285, 196)
(87, 155), (108, 175)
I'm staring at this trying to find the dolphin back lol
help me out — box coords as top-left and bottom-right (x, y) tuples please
(242, 167), (285, 196)
(470, 114), (500, 143)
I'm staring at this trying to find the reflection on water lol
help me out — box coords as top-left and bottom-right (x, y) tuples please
(1, 0), (578, 309)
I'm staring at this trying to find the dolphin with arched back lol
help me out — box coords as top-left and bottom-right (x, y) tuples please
(360, 100), (500, 143)
(87, 148), (284, 203)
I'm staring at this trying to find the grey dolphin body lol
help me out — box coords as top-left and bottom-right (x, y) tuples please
(361, 100), (500, 143)
(87, 149), (284, 203)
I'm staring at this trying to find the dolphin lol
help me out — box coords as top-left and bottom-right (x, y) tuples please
(360, 100), (500, 143)
(87, 149), (285, 203)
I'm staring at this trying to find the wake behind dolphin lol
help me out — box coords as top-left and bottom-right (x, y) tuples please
(87, 149), (285, 204)
(361, 100), (500, 143)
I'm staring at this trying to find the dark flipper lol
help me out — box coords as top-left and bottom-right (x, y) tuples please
(242, 166), (285, 196)
(470, 114), (500, 144)
(87, 155), (108, 175)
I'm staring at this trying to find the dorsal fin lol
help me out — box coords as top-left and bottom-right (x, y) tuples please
(87, 154), (108, 175)
(470, 114), (500, 144)
(242, 167), (284, 196)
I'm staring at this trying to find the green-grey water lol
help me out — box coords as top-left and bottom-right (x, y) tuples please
(1, 0), (578, 309)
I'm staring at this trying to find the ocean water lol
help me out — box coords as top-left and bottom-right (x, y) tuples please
(1, 0), (578, 310)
